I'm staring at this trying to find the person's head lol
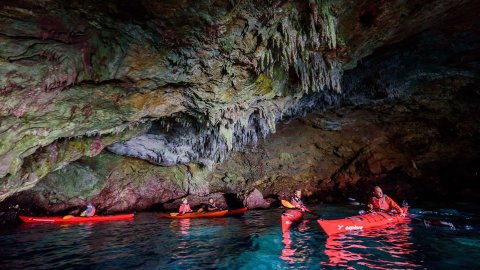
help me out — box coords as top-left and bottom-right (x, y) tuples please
(372, 186), (383, 199)
(182, 197), (188, 204)
(87, 203), (93, 209)
(208, 198), (214, 204)
(294, 190), (302, 199)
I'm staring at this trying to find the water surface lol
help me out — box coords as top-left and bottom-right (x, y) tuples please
(1, 204), (479, 269)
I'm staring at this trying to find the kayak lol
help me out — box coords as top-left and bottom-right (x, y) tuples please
(226, 207), (247, 217)
(281, 209), (303, 232)
(159, 210), (228, 219)
(19, 214), (134, 223)
(317, 208), (409, 236)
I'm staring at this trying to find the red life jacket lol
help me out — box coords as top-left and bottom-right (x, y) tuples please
(179, 204), (191, 213)
(291, 197), (305, 209)
(372, 195), (390, 211)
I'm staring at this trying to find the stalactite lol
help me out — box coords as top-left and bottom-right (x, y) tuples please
(108, 87), (340, 167)
(105, 0), (345, 168)
(255, 0), (342, 94)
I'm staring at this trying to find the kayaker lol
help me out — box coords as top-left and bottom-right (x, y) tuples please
(80, 203), (96, 217)
(291, 190), (310, 212)
(179, 198), (193, 214)
(367, 186), (405, 216)
(206, 198), (219, 212)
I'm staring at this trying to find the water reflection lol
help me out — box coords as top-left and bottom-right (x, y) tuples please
(322, 223), (421, 269)
(179, 219), (191, 236)
(281, 229), (295, 264)
(280, 220), (312, 265)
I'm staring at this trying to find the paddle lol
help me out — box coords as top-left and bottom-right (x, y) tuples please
(281, 200), (321, 217)
(406, 213), (456, 229)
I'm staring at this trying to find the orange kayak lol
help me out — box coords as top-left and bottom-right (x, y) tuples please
(281, 209), (303, 232)
(318, 208), (409, 236)
(19, 214), (134, 223)
(226, 207), (247, 217)
(159, 210), (228, 219)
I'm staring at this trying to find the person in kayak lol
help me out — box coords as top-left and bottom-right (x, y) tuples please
(367, 186), (405, 216)
(80, 203), (96, 217)
(291, 190), (310, 212)
(179, 197), (193, 214)
(206, 198), (219, 212)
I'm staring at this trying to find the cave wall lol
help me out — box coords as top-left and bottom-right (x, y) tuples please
(0, 0), (479, 214)
(1, 0), (343, 201)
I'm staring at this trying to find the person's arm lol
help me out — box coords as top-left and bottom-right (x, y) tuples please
(208, 205), (218, 211)
(300, 201), (310, 212)
(367, 197), (374, 211)
(386, 196), (404, 215)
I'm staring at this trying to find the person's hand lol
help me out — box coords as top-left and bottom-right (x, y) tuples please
(399, 212), (406, 217)
(367, 204), (373, 210)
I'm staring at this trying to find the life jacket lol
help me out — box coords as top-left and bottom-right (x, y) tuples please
(291, 197), (305, 209)
(86, 207), (96, 217)
(179, 204), (191, 213)
(372, 195), (390, 211)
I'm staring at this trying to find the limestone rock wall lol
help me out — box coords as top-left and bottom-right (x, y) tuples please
(0, 0), (479, 213)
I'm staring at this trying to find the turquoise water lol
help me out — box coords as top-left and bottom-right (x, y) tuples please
(1, 204), (479, 269)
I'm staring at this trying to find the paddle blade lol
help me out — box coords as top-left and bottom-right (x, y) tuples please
(63, 215), (74, 220)
(281, 200), (295, 209)
(170, 213), (179, 217)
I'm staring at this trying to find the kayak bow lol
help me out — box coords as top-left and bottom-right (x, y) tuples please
(226, 207), (247, 217)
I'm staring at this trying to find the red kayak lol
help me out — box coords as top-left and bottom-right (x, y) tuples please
(159, 210), (228, 219)
(19, 214), (134, 223)
(226, 207), (247, 217)
(318, 208), (409, 236)
(281, 209), (303, 232)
